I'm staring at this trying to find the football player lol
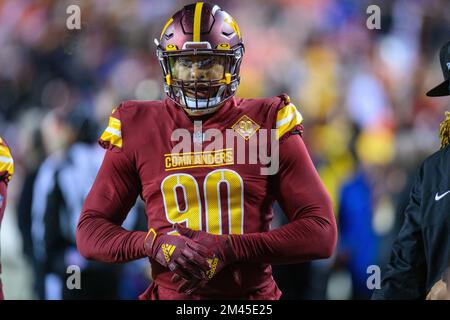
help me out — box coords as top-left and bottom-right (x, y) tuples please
(77, 2), (337, 299)
(0, 136), (14, 300)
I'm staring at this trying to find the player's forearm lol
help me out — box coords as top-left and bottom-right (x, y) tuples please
(76, 210), (147, 263)
(233, 133), (337, 264)
(229, 205), (337, 264)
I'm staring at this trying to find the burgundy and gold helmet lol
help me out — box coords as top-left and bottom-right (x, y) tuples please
(155, 2), (244, 113)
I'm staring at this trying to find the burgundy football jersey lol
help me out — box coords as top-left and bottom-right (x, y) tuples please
(80, 96), (313, 299)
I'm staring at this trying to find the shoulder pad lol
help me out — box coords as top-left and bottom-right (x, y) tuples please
(277, 93), (292, 106)
(98, 100), (163, 151)
(99, 106), (123, 150)
(275, 95), (304, 140)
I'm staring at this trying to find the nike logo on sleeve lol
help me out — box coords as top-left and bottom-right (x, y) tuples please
(435, 190), (450, 201)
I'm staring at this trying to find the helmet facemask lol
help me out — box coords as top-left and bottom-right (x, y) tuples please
(156, 41), (244, 115)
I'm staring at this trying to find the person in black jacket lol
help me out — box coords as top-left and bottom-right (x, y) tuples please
(372, 40), (450, 300)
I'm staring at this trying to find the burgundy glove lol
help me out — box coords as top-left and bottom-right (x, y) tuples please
(144, 228), (211, 282)
(170, 223), (237, 294)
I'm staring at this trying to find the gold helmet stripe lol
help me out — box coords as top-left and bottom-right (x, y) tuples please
(193, 2), (204, 42)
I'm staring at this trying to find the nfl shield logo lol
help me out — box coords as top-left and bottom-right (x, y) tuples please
(193, 131), (204, 144)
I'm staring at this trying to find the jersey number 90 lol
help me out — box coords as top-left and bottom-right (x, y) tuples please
(161, 169), (244, 235)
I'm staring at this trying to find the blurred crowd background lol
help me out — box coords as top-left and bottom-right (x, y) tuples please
(0, 0), (449, 300)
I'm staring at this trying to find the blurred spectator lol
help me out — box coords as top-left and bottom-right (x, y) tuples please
(30, 105), (145, 299)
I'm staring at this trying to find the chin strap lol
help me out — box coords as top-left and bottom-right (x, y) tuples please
(439, 111), (450, 149)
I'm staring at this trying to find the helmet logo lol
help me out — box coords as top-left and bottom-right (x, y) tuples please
(224, 16), (241, 39)
(160, 17), (173, 40)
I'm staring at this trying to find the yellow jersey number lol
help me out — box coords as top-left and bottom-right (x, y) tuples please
(161, 169), (244, 235)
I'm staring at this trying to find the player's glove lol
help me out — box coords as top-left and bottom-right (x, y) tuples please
(144, 228), (211, 282)
(170, 223), (237, 294)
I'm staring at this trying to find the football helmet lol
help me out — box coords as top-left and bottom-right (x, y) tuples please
(155, 2), (245, 115)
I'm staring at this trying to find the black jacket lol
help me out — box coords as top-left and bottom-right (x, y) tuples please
(372, 145), (450, 299)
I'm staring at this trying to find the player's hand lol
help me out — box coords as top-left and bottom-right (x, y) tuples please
(426, 279), (450, 300)
(144, 228), (211, 282)
(170, 223), (237, 294)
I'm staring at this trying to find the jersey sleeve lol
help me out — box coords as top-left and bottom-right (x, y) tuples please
(274, 94), (304, 141)
(0, 137), (14, 184)
(229, 113), (337, 264)
(76, 104), (147, 263)
(98, 107), (123, 151)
